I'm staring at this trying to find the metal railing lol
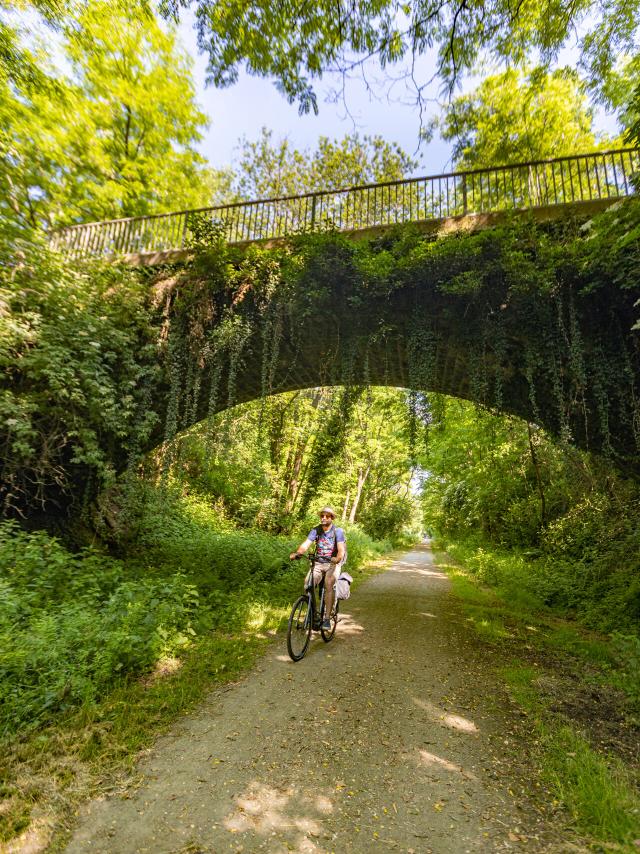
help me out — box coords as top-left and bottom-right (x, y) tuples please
(50, 148), (639, 260)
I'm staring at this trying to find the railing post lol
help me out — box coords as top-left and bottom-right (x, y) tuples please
(181, 212), (189, 248)
(310, 194), (317, 229)
(462, 175), (468, 215)
(527, 165), (534, 205)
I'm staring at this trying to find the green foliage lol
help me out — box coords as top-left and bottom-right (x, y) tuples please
(421, 362), (640, 631)
(233, 128), (419, 199)
(432, 460), (640, 633)
(0, 478), (391, 737)
(0, 0), (67, 89)
(162, 385), (421, 542)
(0, 230), (160, 517)
(610, 633), (640, 706)
(437, 67), (606, 168)
(600, 55), (640, 134)
(449, 530), (640, 634)
(1, 0), (228, 233)
(296, 386), (362, 518)
(163, 0), (640, 114)
(0, 521), (200, 734)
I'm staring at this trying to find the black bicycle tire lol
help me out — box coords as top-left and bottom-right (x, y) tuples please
(321, 599), (339, 642)
(287, 594), (312, 661)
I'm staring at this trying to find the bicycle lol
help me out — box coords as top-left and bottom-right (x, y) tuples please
(286, 554), (339, 662)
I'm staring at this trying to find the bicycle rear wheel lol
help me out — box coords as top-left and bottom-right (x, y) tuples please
(287, 594), (312, 661)
(321, 599), (339, 642)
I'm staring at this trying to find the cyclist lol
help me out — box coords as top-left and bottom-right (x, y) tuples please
(290, 507), (346, 630)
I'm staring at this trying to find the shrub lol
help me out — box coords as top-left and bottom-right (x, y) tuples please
(0, 521), (204, 734)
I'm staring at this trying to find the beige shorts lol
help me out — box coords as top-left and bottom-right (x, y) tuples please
(307, 562), (334, 587)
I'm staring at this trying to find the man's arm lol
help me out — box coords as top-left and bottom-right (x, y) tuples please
(290, 538), (313, 560)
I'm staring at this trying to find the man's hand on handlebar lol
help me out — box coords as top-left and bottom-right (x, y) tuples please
(290, 552), (302, 561)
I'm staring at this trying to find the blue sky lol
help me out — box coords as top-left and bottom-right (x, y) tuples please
(177, 11), (477, 175)
(176, 10), (621, 179)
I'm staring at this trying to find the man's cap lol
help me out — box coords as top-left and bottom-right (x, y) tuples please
(319, 506), (336, 518)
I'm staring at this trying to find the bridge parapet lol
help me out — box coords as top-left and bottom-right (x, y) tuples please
(50, 148), (639, 261)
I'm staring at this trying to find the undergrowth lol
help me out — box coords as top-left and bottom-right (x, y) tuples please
(438, 545), (640, 850)
(501, 665), (640, 850)
(442, 533), (640, 637)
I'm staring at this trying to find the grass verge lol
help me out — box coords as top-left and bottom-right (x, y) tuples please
(436, 547), (640, 852)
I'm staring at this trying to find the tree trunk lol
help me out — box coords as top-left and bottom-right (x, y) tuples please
(284, 439), (306, 514)
(527, 422), (546, 525)
(287, 389), (325, 514)
(342, 489), (350, 521)
(348, 465), (370, 523)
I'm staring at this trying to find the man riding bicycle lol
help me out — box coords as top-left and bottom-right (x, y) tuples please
(290, 507), (346, 630)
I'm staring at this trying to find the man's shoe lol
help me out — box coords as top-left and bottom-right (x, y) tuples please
(321, 619), (331, 630)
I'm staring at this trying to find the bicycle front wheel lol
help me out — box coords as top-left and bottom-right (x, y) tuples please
(321, 600), (339, 642)
(287, 594), (312, 661)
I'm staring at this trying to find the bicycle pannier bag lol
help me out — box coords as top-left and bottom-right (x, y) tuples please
(336, 572), (353, 600)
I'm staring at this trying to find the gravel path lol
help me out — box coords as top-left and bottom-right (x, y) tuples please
(65, 543), (555, 853)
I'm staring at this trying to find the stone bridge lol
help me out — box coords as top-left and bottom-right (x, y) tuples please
(154, 200), (640, 472)
(46, 148), (640, 470)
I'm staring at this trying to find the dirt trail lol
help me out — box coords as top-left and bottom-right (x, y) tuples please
(65, 544), (557, 853)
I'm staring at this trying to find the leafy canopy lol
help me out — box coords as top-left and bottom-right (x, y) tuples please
(1, 0), (227, 232)
(437, 67), (608, 168)
(0, 227), (160, 518)
(233, 128), (419, 200)
(0, 0), (67, 87)
(161, 0), (640, 113)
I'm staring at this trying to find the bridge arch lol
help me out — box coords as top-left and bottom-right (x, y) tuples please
(157, 214), (640, 472)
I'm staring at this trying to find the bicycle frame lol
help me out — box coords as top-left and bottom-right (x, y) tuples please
(302, 557), (329, 629)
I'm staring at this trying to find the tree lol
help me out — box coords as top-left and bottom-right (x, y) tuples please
(341, 389), (418, 534)
(1, 0), (228, 232)
(0, 226), (160, 518)
(599, 56), (640, 133)
(437, 67), (604, 169)
(0, 0), (67, 87)
(234, 128), (418, 200)
(162, 0), (640, 114)
(419, 396), (549, 543)
(626, 85), (640, 152)
(60, 0), (218, 221)
(167, 385), (421, 539)
(599, 56), (640, 153)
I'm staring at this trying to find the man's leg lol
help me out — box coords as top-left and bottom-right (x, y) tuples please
(323, 566), (337, 625)
(312, 567), (323, 626)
